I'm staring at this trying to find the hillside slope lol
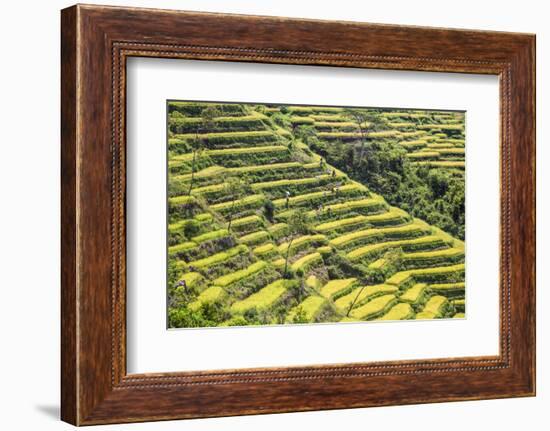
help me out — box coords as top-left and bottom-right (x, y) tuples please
(275, 105), (466, 239)
(167, 102), (465, 328)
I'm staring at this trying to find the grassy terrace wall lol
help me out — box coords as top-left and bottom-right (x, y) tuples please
(167, 101), (466, 328)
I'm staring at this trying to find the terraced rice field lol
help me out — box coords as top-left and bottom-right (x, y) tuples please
(285, 108), (465, 170)
(167, 101), (466, 328)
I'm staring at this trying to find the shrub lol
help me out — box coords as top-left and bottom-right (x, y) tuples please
(323, 252), (364, 280)
(286, 296), (326, 323)
(267, 223), (289, 240)
(263, 200), (275, 222)
(271, 112), (292, 128)
(223, 316), (249, 327)
(290, 306), (309, 323)
(168, 306), (208, 328)
(183, 219), (201, 239)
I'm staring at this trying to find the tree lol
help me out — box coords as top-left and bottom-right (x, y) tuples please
(274, 305), (288, 325)
(201, 105), (221, 129)
(224, 177), (247, 231)
(183, 219), (201, 239)
(272, 112), (291, 129)
(294, 125), (316, 145)
(427, 169), (450, 198)
(344, 251), (402, 316)
(287, 140), (295, 152)
(177, 279), (189, 295)
(295, 276), (308, 303)
(343, 108), (383, 173)
(187, 132), (203, 196)
(187, 106), (221, 196)
(291, 306), (309, 324)
(283, 208), (309, 277)
(346, 285), (365, 317)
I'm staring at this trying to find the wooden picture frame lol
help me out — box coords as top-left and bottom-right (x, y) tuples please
(61, 4), (536, 425)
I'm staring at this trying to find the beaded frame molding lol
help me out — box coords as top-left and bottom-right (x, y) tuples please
(61, 4), (535, 425)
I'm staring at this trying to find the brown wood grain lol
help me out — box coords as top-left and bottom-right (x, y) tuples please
(61, 4), (536, 425)
(61, 5), (78, 425)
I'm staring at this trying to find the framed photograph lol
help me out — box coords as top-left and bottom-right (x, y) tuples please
(61, 4), (536, 425)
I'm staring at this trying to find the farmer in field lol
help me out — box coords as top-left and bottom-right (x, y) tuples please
(178, 279), (188, 295)
(285, 190), (291, 209)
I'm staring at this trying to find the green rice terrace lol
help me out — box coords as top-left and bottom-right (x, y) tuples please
(167, 101), (466, 328)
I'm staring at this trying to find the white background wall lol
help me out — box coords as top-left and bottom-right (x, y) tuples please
(0, 0), (546, 429)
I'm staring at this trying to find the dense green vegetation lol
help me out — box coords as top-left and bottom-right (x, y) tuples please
(167, 101), (466, 328)
(291, 109), (465, 239)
